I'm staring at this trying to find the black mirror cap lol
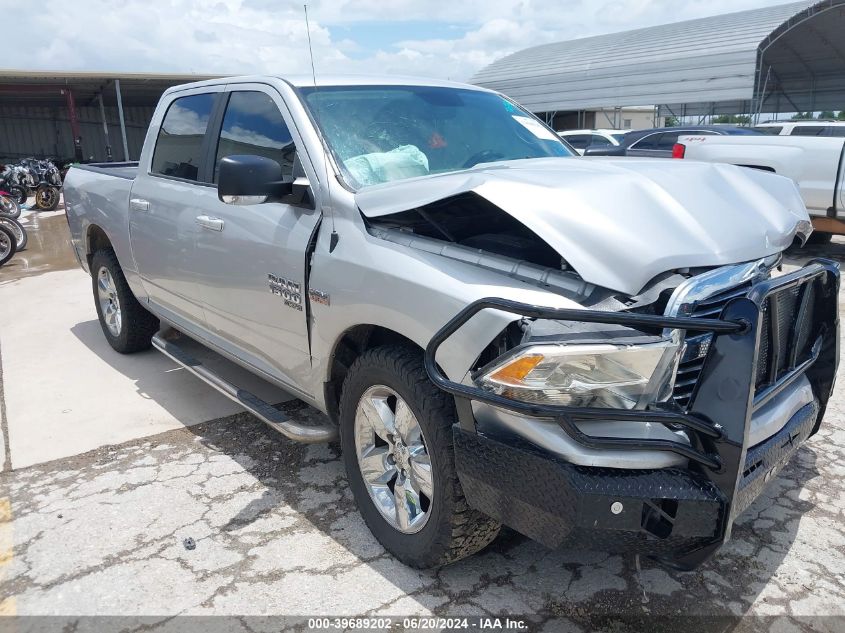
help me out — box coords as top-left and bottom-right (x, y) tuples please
(217, 155), (293, 201)
(583, 145), (626, 157)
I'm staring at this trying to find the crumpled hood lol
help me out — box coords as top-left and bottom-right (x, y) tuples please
(355, 157), (810, 295)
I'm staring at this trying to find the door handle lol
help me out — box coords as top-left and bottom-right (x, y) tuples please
(196, 215), (225, 231)
(129, 198), (150, 212)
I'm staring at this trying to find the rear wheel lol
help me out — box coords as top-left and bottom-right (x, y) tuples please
(340, 345), (500, 568)
(0, 217), (26, 251)
(0, 225), (17, 266)
(35, 185), (59, 211)
(91, 249), (159, 353)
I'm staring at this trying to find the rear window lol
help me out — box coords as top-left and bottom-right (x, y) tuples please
(151, 93), (216, 182)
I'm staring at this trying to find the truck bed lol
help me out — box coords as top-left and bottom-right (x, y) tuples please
(73, 162), (139, 180)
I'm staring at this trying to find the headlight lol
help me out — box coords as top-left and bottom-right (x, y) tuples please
(476, 337), (680, 409)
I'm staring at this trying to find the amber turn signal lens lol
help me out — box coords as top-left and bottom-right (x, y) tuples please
(487, 354), (544, 386)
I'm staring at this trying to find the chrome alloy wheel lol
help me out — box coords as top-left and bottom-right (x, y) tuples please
(97, 267), (122, 337)
(0, 229), (12, 259)
(354, 385), (434, 534)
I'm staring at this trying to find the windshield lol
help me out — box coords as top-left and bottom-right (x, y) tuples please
(299, 85), (573, 189)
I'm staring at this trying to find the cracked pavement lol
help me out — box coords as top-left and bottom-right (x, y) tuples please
(1, 215), (844, 629)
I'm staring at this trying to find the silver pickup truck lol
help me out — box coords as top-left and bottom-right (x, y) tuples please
(64, 75), (839, 571)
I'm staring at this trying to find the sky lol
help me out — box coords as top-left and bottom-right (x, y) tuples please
(6, 0), (802, 81)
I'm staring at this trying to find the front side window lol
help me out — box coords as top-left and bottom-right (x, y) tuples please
(299, 85), (573, 189)
(214, 91), (296, 182)
(151, 93), (216, 182)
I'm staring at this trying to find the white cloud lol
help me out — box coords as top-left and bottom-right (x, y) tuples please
(3, 0), (796, 81)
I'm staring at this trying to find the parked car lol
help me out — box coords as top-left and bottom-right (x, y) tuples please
(557, 129), (630, 155)
(64, 75), (837, 572)
(754, 120), (845, 137)
(675, 133), (845, 242)
(585, 125), (762, 158)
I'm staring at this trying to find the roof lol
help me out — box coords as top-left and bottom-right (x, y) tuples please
(471, 1), (845, 115)
(165, 74), (485, 93)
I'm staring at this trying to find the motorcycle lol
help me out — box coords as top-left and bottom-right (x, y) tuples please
(0, 190), (21, 219)
(18, 158), (62, 211)
(0, 164), (32, 205)
(0, 223), (16, 267)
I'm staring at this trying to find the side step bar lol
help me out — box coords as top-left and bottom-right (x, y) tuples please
(151, 331), (337, 444)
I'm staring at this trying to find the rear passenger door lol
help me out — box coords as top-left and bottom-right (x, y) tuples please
(192, 85), (320, 393)
(129, 87), (223, 327)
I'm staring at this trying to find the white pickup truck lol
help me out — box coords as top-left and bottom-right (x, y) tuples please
(676, 134), (845, 241)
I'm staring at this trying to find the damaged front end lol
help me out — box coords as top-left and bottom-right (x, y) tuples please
(422, 261), (839, 570)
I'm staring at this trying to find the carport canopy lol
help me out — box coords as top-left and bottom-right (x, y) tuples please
(0, 70), (221, 161)
(471, 0), (845, 118)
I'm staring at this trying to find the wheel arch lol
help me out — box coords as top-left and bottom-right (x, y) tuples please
(85, 223), (113, 267)
(324, 324), (421, 425)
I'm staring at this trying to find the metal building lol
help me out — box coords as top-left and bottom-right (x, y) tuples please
(0, 71), (218, 164)
(471, 0), (845, 126)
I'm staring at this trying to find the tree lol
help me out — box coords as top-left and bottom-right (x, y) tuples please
(791, 112), (814, 120)
(664, 116), (680, 127)
(818, 110), (836, 120)
(713, 114), (750, 125)
(838, 110), (845, 121)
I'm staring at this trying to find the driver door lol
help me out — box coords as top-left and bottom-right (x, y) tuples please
(192, 85), (321, 393)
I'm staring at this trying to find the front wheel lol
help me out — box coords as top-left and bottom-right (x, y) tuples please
(0, 195), (21, 219)
(0, 217), (26, 251)
(91, 249), (160, 353)
(0, 225), (17, 266)
(340, 345), (500, 568)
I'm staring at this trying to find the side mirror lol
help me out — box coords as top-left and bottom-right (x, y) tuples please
(217, 155), (293, 205)
(583, 145), (626, 157)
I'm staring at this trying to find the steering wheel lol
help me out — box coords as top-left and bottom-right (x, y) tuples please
(463, 149), (504, 169)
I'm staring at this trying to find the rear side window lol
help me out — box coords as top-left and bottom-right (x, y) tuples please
(790, 126), (826, 136)
(590, 134), (612, 146)
(214, 91), (296, 182)
(656, 132), (681, 150)
(151, 93), (216, 182)
(632, 133), (662, 150)
(563, 134), (591, 149)
(829, 127), (845, 137)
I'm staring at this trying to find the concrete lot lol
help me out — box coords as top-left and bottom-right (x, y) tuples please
(1, 203), (844, 629)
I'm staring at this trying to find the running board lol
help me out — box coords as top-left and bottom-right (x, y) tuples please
(151, 331), (337, 444)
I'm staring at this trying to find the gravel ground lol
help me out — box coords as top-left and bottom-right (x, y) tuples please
(1, 240), (844, 631)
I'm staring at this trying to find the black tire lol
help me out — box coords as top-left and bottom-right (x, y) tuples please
(339, 345), (501, 568)
(0, 217), (26, 251)
(91, 249), (159, 353)
(806, 232), (833, 245)
(0, 195), (21, 219)
(10, 186), (27, 206)
(0, 225), (17, 266)
(35, 185), (60, 211)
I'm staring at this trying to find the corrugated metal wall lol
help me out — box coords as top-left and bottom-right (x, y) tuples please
(0, 105), (154, 163)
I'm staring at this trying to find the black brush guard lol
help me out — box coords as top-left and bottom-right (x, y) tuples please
(424, 259), (839, 569)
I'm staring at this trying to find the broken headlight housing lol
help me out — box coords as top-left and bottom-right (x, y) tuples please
(475, 329), (681, 410)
